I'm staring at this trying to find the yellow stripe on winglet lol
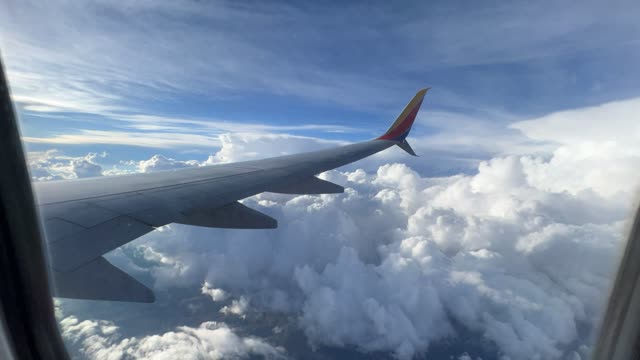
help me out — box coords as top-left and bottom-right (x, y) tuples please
(385, 88), (430, 134)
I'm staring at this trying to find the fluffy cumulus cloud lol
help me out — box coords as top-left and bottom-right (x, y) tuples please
(289, 162), (623, 359)
(28, 150), (105, 180)
(59, 315), (286, 360)
(49, 100), (640, 359)
(111, 157), (631, 359)
(511, 98), (640, 197)
(202, 282), (229, 302)
(220, 297), (250, 318)
(204, 133), (344, 164)
(30, 133), (347, 180)
(126, 154), (201, 173)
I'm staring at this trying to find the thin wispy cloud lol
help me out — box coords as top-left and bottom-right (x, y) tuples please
(3, 0), (639, 133)
(23, 129), (221, 149)
(115, 114), (361, 134)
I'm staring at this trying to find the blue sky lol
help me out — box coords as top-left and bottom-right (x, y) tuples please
(2, 0), (640, 166)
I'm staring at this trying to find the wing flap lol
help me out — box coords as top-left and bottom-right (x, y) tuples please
(41, 202), (120, 228)
(179, 201), (277, 229)
(93, 193), (163, 215)
(49, 215), (153, 272)
(51, 256), (154, 303)
(266, 176), (344, 195)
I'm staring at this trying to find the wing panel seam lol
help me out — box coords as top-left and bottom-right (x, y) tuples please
(40, 169), (267, 206)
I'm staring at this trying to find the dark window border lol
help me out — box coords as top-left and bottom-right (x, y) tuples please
(0, 57), (68, 359)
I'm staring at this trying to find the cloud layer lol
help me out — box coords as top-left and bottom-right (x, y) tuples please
(59, 314), (286, 360)
(28, 150), (106, 180)
(105, 158), (630, 358)
(43, 97), (640, 359)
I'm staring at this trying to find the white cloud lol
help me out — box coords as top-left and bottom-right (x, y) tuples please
(202, 282), (229, 302)
(3, 0), (638, 120)
(27, 150), (105, 180)
(28, 133), (345, 181)
(220, 297), (250, 318)
(512, 98), (640, 197)
(294, 246), (452, 359)
(20, 114), (359, 149)
(133, 155), (200, 173)
(123, 156), (630, 359)
(293, 161), (624, 359)
(0, 0), (415, 124)
(206, 132), (344, 164)
(23, 129), (221, 149)
(116, 114), (359, 135)
(511, 98), (640, 152)
(59, 316), (286, 360)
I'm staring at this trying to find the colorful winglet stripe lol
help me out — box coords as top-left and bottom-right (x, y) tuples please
(377, 88), (429, 141)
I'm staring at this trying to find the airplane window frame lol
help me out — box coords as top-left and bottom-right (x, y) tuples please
(0, 58), (69, 360)
(593, 199), (640, 359)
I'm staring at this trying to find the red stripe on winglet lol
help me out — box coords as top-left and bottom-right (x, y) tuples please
(377, 99), (422, 140)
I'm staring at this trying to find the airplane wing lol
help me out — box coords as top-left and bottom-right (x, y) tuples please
(34, 88), (429, 302)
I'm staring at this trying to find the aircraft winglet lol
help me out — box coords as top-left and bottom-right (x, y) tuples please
(377, 88), (429, 156)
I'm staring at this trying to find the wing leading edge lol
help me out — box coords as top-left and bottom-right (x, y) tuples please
(36, 88), (429, 302)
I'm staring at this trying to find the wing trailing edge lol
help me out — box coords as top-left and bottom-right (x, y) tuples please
(49, 215), (154, 272)
(51, 256), (154, 303)
(179, 201), (277, 229)
(266, 176), (344, 195)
